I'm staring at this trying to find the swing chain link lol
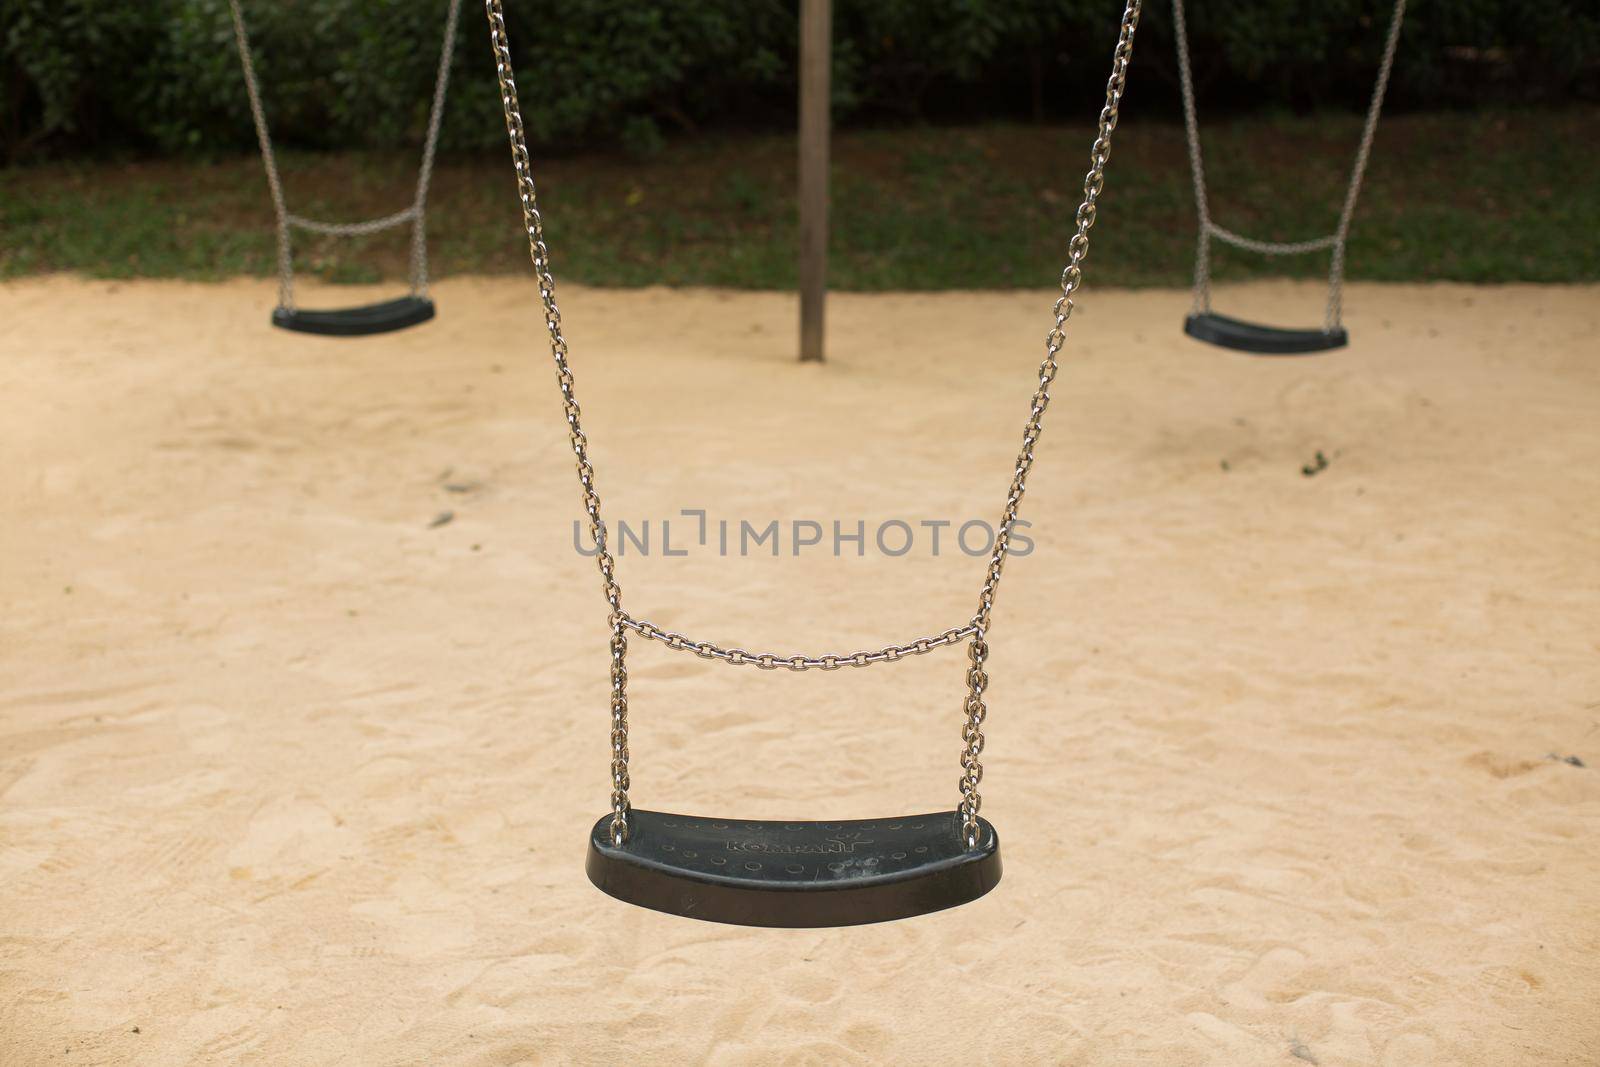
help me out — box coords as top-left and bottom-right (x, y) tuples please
(286, 207), (418, 238)
(1173, 0), (1405, 329)
(485, 0), (631, 844)
(958, 0), (1142, 841)
(972, 0), (1139, 640)
(620, 615), (976, 672)
(228, 0), (461, 309)
(483, 0), (1143, 849)
(960, 632), (989, 847)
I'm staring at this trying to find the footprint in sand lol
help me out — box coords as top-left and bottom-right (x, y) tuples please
(1463, 751), (1543, 779)
(1222, 945), (1309, 1009)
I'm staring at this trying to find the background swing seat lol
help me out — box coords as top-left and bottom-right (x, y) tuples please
(271, 295), (435, 336)
(1184, 311), (1347, 355)
(231, 0), (459, 337)
(587, 810), (1001, 927)
(1172, 0), (1405, 356)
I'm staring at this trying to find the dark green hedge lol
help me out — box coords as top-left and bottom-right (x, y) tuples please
(3, 0), (1595, 162)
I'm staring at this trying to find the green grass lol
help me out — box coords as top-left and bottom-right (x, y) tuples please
(2, 109), (1596, 288)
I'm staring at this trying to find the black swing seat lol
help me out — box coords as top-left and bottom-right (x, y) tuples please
(1184, 311), (1347, 355)
(587, 809), (1001, 927)
(272, 296), (435, 337)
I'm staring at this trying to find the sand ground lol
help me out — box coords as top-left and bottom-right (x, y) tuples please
(1, 276), (1597, 1065)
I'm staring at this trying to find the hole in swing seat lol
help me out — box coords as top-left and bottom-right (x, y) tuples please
(1184, 311), (1347, 355)
(272, 296), (435, 337)
(587, 809), (1001, 927)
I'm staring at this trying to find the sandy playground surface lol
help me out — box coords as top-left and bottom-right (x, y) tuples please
(1, 276), (1597, 1065)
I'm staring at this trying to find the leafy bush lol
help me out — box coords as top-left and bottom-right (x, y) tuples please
(2, 0), (1595, 163)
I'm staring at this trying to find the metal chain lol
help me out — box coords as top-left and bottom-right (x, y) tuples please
(287, 207), (418, 237)
(960, 633), (989, 846)
(226, 0), (294, 310)
(957, 0), (1142, 846)
(482, 0), (1142, 848)
(1325, 0), (1406, 330)
(410, 0), (464, 296)
(1173, 0), (1405, 329)
(1173, 0), (1339, 292)
(227, 0), (461, 310)
(1207, 222), (1336, 257)
(485, 1), (631, 844)
(1172, 0), (1210, 314)
(621, 616), (976, 672)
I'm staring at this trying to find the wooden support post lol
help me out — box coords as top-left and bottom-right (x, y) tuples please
(798, 0), (831, 363)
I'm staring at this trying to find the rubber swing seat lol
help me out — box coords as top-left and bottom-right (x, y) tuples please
(587, 809), (1002, 927)
(271, 296), (435, 337)
(1184, 311), (1347, 355)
